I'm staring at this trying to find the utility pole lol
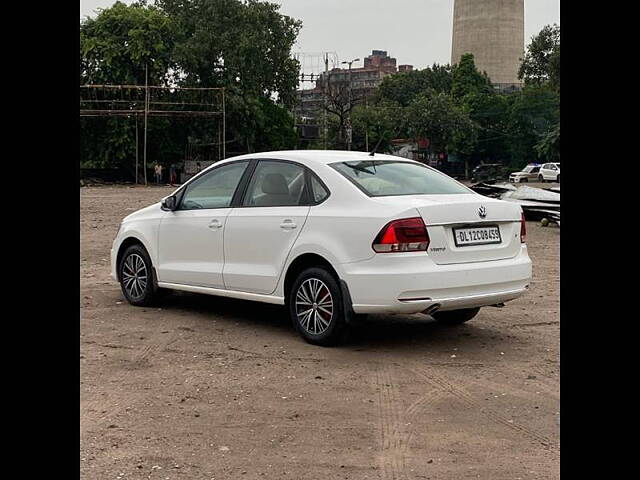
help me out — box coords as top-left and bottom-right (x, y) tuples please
(323, 53), (328, 150)
(341, 58), (360, 151)
(365, 96), (369, 152)
(222, 88), (226, 159)
(143, 63), (149, 186)
(135, 116), (139, 184)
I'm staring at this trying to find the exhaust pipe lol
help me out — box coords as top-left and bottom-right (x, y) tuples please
(423, 303), (442, 316)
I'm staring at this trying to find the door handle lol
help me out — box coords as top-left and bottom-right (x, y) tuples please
(208, 219), (223, 230)
(280, 219), (297, 230)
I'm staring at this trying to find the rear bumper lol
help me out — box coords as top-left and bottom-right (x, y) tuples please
(340, 247), (532, 314)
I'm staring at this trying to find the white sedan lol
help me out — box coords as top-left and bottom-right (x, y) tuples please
(111, 151), (532, 345)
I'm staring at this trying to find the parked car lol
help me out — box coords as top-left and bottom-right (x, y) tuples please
(538, 163), (560, 182)
(509, 164), (541, 183)
(111, 151), (532, 346)
(471, 163), (506, 182)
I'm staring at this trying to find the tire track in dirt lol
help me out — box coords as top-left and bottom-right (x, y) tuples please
(375, 366), (410, 480)
(409, 366), (557, 449)
(80, 330), (179, 438)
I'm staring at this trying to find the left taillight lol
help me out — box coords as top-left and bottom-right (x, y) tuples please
(520, 211), (526, 243)
(372, 217), (430, 253)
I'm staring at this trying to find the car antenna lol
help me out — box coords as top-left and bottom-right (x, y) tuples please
(369, 133), (385, 156)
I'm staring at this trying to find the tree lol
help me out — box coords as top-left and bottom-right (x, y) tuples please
(506, 86), (559, 164)
(519, 24), (560, 91)
(80, 0), (303, 167)
(406, 90), (478, 155)
(156, 0), (302, 153)
(80, 2), (178, 169)
(451, 54), (493, 100)
(80, 1), (176, 85)
(376, 64), (452, 107)
(156, 0), (301, 105)
(350, 100), (406, 152)
(535, 122), (560, 161)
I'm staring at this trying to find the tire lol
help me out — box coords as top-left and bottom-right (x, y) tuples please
(118, 244), (159, 307)
(288, 267), (347, 346)
(538, 175), (544, 182)
(521, 178), (528, 183)
(556, 175), (560, 183)
(432, 307), (480, 325)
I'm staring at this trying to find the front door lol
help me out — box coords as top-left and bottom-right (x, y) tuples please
(223, 160), (310, 294)
(157, 160), (249, 288)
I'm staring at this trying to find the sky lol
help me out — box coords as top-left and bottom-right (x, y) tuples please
(80, 0), (560, 71)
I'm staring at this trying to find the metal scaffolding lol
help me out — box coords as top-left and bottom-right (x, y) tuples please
(80, 81), (225, 185)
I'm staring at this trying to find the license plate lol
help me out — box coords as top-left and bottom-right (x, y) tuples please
(453, 225), (502, 247)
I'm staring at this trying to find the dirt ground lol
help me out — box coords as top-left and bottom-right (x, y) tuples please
(80, 185), (560, 480)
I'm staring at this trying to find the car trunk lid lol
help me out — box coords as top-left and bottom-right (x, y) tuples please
(373, 194), (523, 265)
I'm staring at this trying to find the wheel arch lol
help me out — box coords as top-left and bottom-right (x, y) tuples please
(115, 235), (153, 282)
(283, 253), (341, 304)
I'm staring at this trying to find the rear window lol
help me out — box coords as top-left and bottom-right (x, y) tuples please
(331, 160), (471, 197)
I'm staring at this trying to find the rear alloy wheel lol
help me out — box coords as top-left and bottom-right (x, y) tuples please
(119, 244), (158, 306)
(289, 267), (346, 346)
(432, 307), (480, 325)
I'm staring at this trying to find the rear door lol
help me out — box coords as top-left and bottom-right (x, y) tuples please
(222, 160), (311, 294)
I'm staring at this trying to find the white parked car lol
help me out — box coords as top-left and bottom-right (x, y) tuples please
(111, 151), (532, 345)
(538, 163), (560, 183)
(509, 164), (541, 183)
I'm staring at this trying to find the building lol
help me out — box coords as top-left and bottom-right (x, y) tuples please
(451, 0), (524, 87)
(296, 50), (412, 125)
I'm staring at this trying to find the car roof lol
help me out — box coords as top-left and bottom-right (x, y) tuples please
(221, 150), (417, 167)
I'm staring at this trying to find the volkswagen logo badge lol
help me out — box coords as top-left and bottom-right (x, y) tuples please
(478, 206), (487, 219)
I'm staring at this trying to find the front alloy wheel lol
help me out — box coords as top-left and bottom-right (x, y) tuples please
(119, 244), (158, 306)
(122, 253), (148, 300)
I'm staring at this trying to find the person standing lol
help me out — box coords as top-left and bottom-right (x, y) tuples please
(154, 163), (163, 184)
(169, 163), (177, 186)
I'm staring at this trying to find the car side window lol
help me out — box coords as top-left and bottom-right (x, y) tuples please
(310, 174), (329, 203)
(179, 161), (248, 210)
(242, 161), (307, 207)
(531, 167), (540, 173)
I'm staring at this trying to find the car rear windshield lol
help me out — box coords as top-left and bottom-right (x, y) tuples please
(330, 160), (471, 197)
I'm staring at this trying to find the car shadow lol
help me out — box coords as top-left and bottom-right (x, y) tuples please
(156, 291), (507, 352)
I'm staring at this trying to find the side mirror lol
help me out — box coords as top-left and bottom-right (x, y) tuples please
(161, 195), (177, 211)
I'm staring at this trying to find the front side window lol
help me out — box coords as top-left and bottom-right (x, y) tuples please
(243, 161), (307, 207)
(331, 160), (471, 197)
(531, 166), (540, 173)
(179, 161), (248, 210)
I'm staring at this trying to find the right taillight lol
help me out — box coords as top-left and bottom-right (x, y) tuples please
(520, 211), (526, 243)
(372, 217), (430, 253)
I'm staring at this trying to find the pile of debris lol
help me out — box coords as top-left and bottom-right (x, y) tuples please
(470, 182), (560, 226)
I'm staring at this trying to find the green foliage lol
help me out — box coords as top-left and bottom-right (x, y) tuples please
(80, 0), (302, 169)
(376, 64), (452, 107)
(506, 85), (559, 164)
(80, 1), (176, 85)
(535, 122), (560, 161)
(350, 100), (406, 152)
(451, 54), (492, 99)
(406, 90), (478, 155)
(156, 0), (301, 105)
(519, 24), (560, 91)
